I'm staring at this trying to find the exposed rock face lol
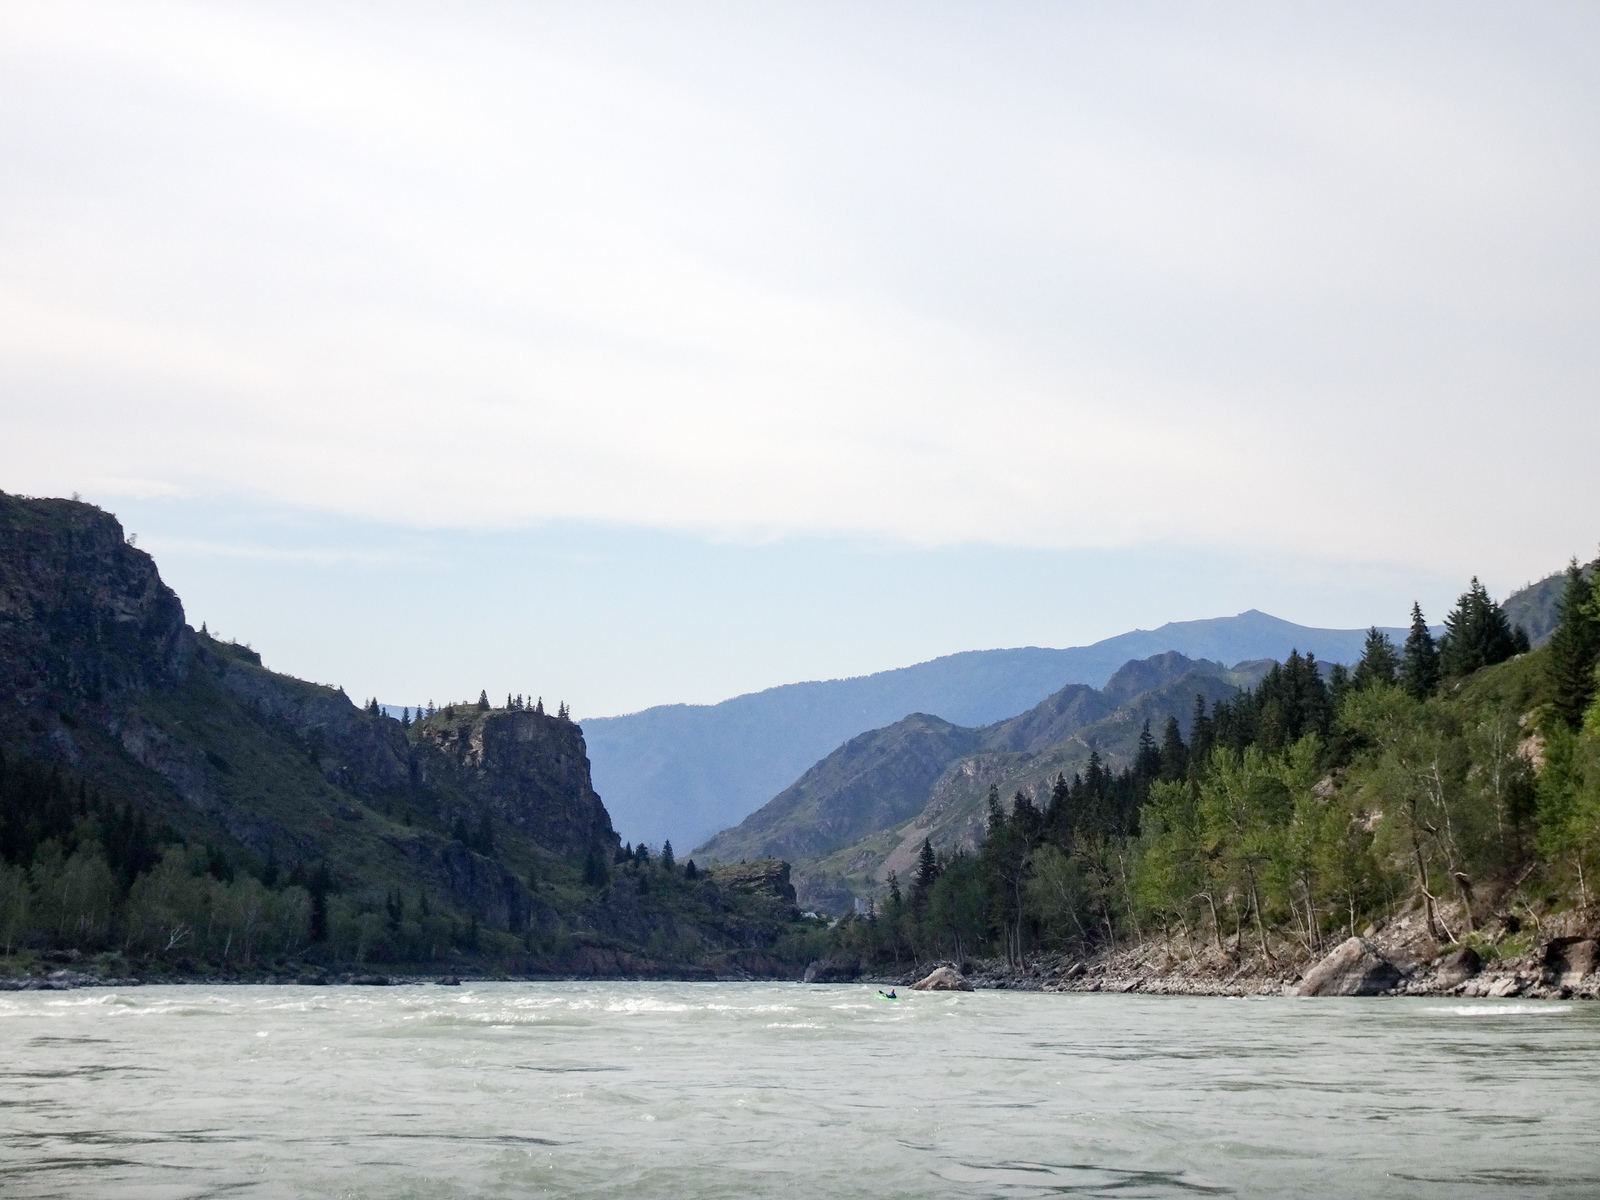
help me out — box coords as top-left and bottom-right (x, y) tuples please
(1296, 937), (1401, 996)
(912, 965), (973, 991)
(1545, 938), (1598, 988)
(713, 859), (799, 907)
(414, 708), (615, 857)
(0, 492), (192, 716)
(1435, 945), (1482, 989)
(0, 493), (621, 931)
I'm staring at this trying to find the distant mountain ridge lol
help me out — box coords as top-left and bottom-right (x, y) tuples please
(583, 611), (1421, 851)
(694, 652), (1272, 910)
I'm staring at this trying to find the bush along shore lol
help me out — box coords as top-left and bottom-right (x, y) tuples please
(805, 567), (1600, 1001)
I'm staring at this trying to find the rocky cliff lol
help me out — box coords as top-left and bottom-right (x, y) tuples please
(0, 492), (616, 928)
(0, 491), (192, 714)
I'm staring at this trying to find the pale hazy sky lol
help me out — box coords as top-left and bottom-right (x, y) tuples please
(3, 2), (1598, 715)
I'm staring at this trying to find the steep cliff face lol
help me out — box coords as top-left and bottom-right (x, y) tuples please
(0, 492), (614, 923)
(0, 492), (191, 713)
(413, 707), (614, 858)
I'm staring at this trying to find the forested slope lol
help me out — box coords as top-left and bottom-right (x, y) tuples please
(0, 492), (819, 981)
(821, 565), (1600, 987)
(586, 611), (1430, 852)
(702, 653), (1274, 911)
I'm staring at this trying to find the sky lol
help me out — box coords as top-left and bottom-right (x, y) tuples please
(2, 2), (1598, 716)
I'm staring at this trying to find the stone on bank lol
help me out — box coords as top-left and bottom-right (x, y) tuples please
(1295, 937), (1401, 997)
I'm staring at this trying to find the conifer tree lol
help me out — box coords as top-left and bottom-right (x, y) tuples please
(1352, 627), (1399, 691)
(1401, 603), (1441, 699)
(660, 840), (675, 872)
(684, 859), (698, 880)
(1440, 578), (1520, 677)
(1547, 559), (1600, 728)
(1135, 720), (1161, 781)
(1189, 693), (1214, 768)
(914, 837), (940, 902)
(1158, 716), (1187, 780)
(478, 690), (490, 711)
(1046, 773), (1071, 830)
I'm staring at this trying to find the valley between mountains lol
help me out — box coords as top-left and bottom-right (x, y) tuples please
(5, 487), (1597, 1007)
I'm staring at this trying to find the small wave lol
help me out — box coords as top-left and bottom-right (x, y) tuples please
(1426, 1005), (1572, 1016)
(704, 1003), (797, 1014)
(602, 999), (693, 1014)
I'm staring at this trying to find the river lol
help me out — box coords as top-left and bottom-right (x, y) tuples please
(3, 982), (1596, 1198)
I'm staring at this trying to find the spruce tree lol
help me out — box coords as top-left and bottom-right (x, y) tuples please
(1401, 603), (1441, 699)
(914, 837), (940, 900)
(1135, 720), (1161, 780)
(1189, 693), (1214, 768)
(1351, 627), (1399, 691)
(1440, 577), (1519, 677)
(478, 690), (490, 711)
(1158, 716), (1187, 780)
(1547, 559), (1600, 728)
(660, 840), (675, 872)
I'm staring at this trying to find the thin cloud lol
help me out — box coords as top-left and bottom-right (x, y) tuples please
(1, 2), (1596, 583)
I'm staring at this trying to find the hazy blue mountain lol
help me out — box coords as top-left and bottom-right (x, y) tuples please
(587, 610), (1404, 852)
(703, 653), (1272, 912)
(697, 651), (1239, 871)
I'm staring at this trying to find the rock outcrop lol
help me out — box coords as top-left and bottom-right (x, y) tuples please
(1434, 945), (1482, 989)
(912, 965), (973, 991)
(1544, 938), (1598, 988)
(0, 492), (192, 718)
(414, 707), (614, 858)
(1296, 937), (1402, 996)
(0, 492), (618, 928)
(713, 859), (799, 907)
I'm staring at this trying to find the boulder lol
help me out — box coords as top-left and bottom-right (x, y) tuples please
(1488, 976), (1522, 998)
(1295, 937), (1401, 996)
(1435, 945), (1482, 989)
(1543, 938), (1598, 988)
(803, 956), (860, 984)
(911, 965), (973, 992)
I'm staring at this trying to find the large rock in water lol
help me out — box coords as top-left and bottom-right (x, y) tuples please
(1296, 937), (1401, 996)
(912, 965), (973, 992)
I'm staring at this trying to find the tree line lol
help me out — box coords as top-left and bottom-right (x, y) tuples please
(835, 569), (1599, 970)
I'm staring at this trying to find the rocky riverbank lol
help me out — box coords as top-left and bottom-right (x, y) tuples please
(854, 904), (1600, 1000)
